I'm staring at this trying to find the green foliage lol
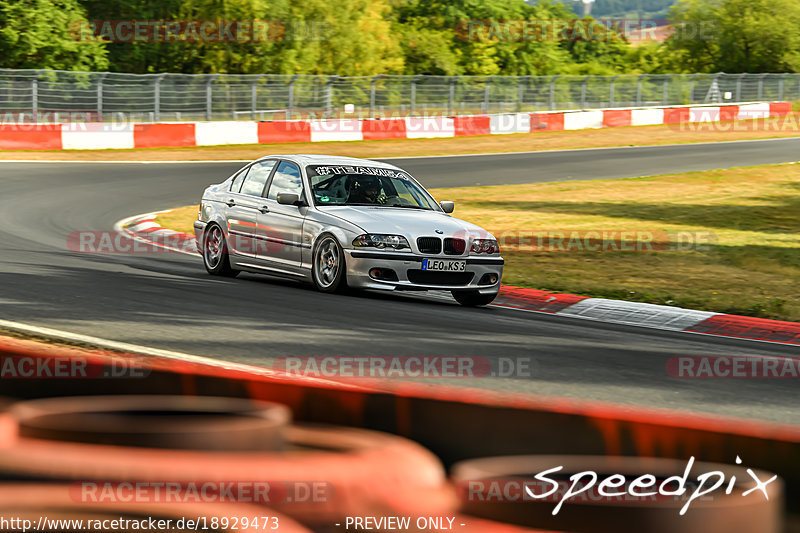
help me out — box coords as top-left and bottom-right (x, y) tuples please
(663, 0), (800, 73)
(271, 0), (404, 75)
(3, 0), (799, 75)
(0, 0), (108, 70)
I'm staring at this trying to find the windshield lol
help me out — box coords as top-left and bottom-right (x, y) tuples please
(306, 165), (437, 210)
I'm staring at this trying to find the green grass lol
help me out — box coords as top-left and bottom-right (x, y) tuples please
(159, 162), (800, 322)
(433, 163), (800, 321)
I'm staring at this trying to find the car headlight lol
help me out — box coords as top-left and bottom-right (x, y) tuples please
(470, 239), (499, 254)
(352, 234), (410, 250)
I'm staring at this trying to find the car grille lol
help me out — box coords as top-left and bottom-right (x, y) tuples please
(417, 237), (442, 254)
(407, 270), (474, 286)
(443, 238), (466, 255)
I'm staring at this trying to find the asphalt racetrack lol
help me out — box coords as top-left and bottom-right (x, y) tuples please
(1, 138), (799, 423)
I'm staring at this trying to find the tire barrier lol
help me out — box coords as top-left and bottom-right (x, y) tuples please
(0, 396), (456, 528)
(451, 455), (784, 533)
(1, 334), (798, 531)
(11, 395), (290, 451)
(0, 398), (15, 448)
(0, 484), (311, 533)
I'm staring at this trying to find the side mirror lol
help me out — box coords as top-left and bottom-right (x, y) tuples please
(277, 192), (304, 206)
(440, 201), (455, 214)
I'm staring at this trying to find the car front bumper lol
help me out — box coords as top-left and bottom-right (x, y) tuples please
(344, 250), (503, 293)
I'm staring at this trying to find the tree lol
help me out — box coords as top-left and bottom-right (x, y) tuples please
(80, 0), (404, 75)
(79, 0), (288, 73)
(393, 0), (578, 75)
(664, 0), (800, 73)
(270, 0), (404, 75)
(0, 0), (107, 70)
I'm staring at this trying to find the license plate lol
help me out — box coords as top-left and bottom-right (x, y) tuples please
(422, 259), (466, 272)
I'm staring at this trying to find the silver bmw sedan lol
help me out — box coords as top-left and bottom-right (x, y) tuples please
(194, 155), (503, 306)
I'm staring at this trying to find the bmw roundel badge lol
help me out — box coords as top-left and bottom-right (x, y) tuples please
(435, 229), (444, 234)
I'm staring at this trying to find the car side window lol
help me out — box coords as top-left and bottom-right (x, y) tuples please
(267, 161), (302, 201)
(229, 166), (249, 193)
(239, 160), (277, 197)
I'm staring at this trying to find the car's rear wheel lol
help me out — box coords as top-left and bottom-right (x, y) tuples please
(203, 224), (239, 277)
(312, 235), (348, 293)
(451, 290), (497, 307)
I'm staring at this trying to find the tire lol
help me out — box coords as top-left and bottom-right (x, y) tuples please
(451, 290), (497, 307)
(312, 234), (348, 293)
(12, 395), (290, 452)
(202, 224), (239, 277)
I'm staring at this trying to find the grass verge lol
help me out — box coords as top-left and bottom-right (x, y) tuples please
(3, 114), (800, 161)
(158, 162), (800, 321)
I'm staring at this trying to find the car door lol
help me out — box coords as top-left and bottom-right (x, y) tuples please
(256, 160), (307, 272)
(226, 160), (277, 258)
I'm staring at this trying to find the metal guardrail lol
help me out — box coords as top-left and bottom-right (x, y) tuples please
(0, 69), (797, 122)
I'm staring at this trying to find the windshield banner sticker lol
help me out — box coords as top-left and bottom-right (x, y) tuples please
(310, 165), (408, 179)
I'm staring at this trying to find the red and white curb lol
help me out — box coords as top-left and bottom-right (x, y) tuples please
(1, 102), (792, 150)
(114, 211), (197, 255)
(116, 211), (800, 347)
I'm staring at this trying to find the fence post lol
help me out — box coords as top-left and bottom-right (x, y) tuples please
(369, 74), (383, 119)
(448, 76), (457, 116)
(205, 75), (217, 121)
(778, 73), (787, 101)
(663, 74), (672, 105)
(96, 73), (107, 119)
(287, 75), (298, 120)
(250, 75), (263, 120)
(688, 74), (698, 104)
(580, 76), (590, 109)
(636, 74), (645, 106)
(325, 75), (337, 117)
(31, 75), (38, 123)
(411, 76), (418, 116)
(517, 77), (525, 112)
(609, 75), (619, 107)
(797, 74), (800, 102)
(757, 73), (768, 100)
(705, 72), (722, 104)
(549, 75), (560, 111)
(154, 73), (166, 122)
(735, 73), (745, 101)
(482, 76), (493, 114)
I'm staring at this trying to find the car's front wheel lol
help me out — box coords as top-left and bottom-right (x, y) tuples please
(203, 224), (239, 277)
(312, 235), (348, 293)
(451, 290), (497, 307)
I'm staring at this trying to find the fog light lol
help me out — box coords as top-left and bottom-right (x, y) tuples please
(370, 268), (399, 282)
(479, 273), (499, 285)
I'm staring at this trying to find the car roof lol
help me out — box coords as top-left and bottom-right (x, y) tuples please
(255, 154), (404, 171)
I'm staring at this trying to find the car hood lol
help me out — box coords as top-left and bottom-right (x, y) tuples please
(320, 206), (494, 239)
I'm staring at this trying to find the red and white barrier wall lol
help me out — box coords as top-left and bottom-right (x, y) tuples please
(0, 102), (792, 151)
